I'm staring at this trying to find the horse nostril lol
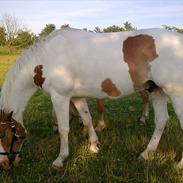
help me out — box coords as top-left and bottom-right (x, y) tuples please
(1, 160), (11, 171)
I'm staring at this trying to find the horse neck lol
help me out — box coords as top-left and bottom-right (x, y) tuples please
(0, 60), (37, 123)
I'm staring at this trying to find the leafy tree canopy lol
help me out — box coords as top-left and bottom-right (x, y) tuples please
(39, 24), (56, 37)
(163, 25), (183, 34)
(95, 21), (136, 33)
(13, 30), (37, 48)
(60, 24), (70, 29)
(0, 27), (6, 45)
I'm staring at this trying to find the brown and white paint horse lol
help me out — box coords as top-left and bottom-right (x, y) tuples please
(0, 28), (183, 170)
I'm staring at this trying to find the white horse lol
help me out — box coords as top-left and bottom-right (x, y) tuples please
(0, 28), (183, 170)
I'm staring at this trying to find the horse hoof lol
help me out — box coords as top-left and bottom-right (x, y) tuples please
(140, 151), (149, 160)
(52, 159), (63, 169)
(139, 116), (146, 124)
(95, 126), (103, 132)
(139, 114), (149, 124)
(177, 161), (183, 170)
(52, 164), (63, 170)
(89, 143), (99, 154)
(95, 123), (106, 132)
(139, 118), (146, 124)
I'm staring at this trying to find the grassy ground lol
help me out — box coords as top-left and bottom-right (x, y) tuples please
(0, 47), (183, 182)
(0, 46), (22, 86)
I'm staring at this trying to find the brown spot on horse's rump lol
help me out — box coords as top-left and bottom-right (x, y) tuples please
(33, 65), (45, 88)
(123, 34), (158, 89)
(101, 79), (121, 97)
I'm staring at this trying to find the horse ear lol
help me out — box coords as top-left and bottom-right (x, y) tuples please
(8, 111), (13, 119)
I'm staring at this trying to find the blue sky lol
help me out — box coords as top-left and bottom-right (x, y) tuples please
(0, 0), (183, 34)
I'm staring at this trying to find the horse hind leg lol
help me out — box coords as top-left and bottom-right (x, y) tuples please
(52, 108), (59, 133)
(95, 99), (106, 132)
(169, 95), (183, 169)
(139, 91), (149, 123)
(140, 88), (169, 159)
(72, 98), (99, 153)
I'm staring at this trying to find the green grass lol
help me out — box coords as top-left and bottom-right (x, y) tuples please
(0, 46), (22, 86)
(1, 47), (183, 182)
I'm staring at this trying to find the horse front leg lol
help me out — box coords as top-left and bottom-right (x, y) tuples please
(51, 93), (70, 168)
(52, 100), (79, 133)
(168, 95), (183, 169)
(140, 88), (169, 159)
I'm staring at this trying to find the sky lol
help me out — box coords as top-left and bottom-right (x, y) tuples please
(0, 0), (183, 34)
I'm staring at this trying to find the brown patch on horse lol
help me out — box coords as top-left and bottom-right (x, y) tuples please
(101, 78), (121, 97)
(33, 65), (45, 88)
(123, 34), (158, 89)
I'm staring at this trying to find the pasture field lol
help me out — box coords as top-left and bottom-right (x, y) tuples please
(0, 46), (22, 86)
(0, 47), (183, 183)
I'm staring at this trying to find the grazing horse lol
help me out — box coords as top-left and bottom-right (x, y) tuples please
(0, 28), (183, 170)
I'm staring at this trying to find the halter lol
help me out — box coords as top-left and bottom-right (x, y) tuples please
(0, 119), (25, 162)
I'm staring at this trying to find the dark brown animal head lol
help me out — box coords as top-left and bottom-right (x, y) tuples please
(0, 110), (26, 171)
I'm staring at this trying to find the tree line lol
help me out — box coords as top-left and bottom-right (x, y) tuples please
(0, 13), (183, 50)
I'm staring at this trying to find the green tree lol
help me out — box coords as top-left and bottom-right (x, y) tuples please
(39, 24), (56, 37)
(0, 13), (24, 53)
(163, 25), (183, 34)
(60, 24), (70, 29)
(94, 26), (102, 33)
(101, 22), (136, 33)
(13, 31), (36, 48)
(103, 25), (124, 32)
(0, 27), (6, 45)
(123, 21), (136, 31)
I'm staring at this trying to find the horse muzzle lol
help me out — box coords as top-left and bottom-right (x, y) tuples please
(0, 159), (11, 171)
(0, 153), (21, 171)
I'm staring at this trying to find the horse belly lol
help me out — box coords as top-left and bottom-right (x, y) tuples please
(71, 61), (135, 99)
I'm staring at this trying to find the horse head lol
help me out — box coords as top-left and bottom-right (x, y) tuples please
(0, 110), (26, 171)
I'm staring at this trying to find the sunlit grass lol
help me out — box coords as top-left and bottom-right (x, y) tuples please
(1, 48), (183, 182)
(0, 46), (22, 86)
